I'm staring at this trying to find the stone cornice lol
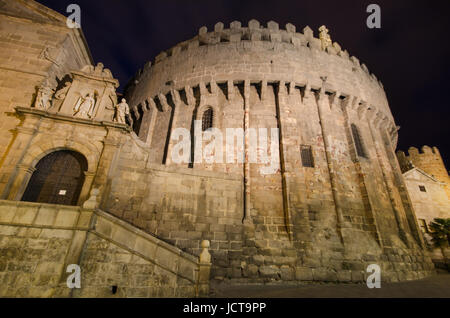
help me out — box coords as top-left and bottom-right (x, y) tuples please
(71, 70), (119, 87)
(14, 106), (132, 133)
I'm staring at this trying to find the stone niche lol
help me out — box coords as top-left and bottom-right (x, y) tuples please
(47, 63), (119, 122)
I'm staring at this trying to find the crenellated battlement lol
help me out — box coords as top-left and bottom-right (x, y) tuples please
(397, 145), (450, 200)
(399, 145), (442, 158)
(129, 20), (383, 91)
(397, 146), (448, 178)
(124, 19), (400, 166)
(0, 2), (439, 292)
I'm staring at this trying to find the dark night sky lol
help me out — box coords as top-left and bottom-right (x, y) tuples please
(38, 0), (450, 165)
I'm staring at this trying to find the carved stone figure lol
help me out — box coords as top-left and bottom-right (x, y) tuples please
(54, 81), (72, 100)
(107, 91), (117, 109)
(39, 46), (61, 66)
(73, 92), (96, 118)
(34, 84), (54, 110)
(114, 98), (130, 124)
(93, 62), (105, 76)
(319, 25), (332, 51)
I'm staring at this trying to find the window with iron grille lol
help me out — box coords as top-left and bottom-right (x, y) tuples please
(202, 108), (213, 131)
(351, 124), (367, 158)
(419, 185), (426, 192)
(301, 145), (314, 168)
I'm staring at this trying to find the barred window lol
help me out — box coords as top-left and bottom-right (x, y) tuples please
(202, 108), (213, 131)
(301, 145), (314, 168)
(351, 124), (367, 158)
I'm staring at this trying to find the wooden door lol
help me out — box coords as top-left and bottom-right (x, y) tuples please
(21, 150), (87, 206)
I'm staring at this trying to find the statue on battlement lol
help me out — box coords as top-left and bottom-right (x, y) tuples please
(319, 25), (332, 51)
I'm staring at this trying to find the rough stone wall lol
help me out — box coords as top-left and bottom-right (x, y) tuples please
(402, 169), (450, 224)
(0, 200), (207, 297)
(126, 21), (396, 141)
(401, 168), (450, 261)
(0, 108), (116, 204)
(0, 0), (92, 195)
(397, 146), (450, 200)
(98, 20), (436, 284)
(0, 3), (437, 290)
(0, 217), (73, 297)
(104, 141), (244, 279)
(103, 102), (435, 284)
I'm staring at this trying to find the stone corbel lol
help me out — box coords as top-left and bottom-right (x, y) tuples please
(199, 82), (208, 97)
(260, 80), (268, 101)
(185, 85), (195, 108)
(339, 94), (352, 110)
(288, 82), (295, 96)
(328, 91), (340, 109)
(374, 112), (385, 129)
(366, 108), (378, 125)
(278, 80), (287, 97)
(157, 93), (170, 112)
(243, 80), (251, 101)
(357, 101), (369, 120)
(148, 98), (157, 112)
(303, 84), (314, 100)
(226, 80), (234, 100)
(210, 80), (219, 96)
(315, 87), (327, 102)
(170, 89), (181, 107)
(347, 96), (359, 112)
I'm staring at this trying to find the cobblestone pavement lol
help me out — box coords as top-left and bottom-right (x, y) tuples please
(210, 272), (450, 298)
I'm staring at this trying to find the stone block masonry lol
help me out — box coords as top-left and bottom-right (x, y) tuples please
(109, 19), (436, 284)
(0, 0), (437, 293)
(0, 200), (210, 297)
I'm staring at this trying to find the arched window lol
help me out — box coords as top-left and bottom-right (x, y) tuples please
(21, 150), (88, 206)
(351, 124), (368, 158)
(202, 108), (213, 131)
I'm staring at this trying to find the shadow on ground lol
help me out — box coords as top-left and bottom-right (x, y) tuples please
(210, 272), (450, 298)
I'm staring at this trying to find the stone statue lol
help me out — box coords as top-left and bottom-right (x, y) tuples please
(319, 25), (332, 51)
(34, 84), (54, 110)
(114, 98), (130, 124)
(80, 62), (113, 79)
(54, 81), (72, 100)
(73, 92), (96, 118)
(93, 62), (105, 76)
(106, 91), (117, 110)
